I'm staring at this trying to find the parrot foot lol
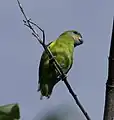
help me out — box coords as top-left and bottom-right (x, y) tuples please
(56, 77), (61, 81)
(49, 56), (56, 63)
(56, 74), (67, 82)
(61, 74), (67, 81)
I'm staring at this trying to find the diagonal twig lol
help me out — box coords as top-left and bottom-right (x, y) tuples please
(16, 1), (91, 120)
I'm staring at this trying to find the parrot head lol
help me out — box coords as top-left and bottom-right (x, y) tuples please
(59, 30), (83, 47)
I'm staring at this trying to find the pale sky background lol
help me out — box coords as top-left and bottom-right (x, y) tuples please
(0, 0), (114, 120)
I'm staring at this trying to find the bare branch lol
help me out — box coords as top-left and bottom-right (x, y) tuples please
(16, 1), (91, 120)
(29, 21), (45, 44)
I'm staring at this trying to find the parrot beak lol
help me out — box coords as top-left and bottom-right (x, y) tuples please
(79, 38), (83, 44)
(74, 38), (83, 47)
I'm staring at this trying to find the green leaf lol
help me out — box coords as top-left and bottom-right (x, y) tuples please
(0, 103), (20, 120)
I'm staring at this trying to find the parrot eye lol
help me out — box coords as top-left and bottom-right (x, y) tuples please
(73, 31), (82, 38)
(73, 31), (78, 34)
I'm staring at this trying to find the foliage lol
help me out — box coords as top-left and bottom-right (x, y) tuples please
(0, 104), (20, 120)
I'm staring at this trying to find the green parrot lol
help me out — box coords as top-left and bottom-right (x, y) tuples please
(38, 30), (83, 99)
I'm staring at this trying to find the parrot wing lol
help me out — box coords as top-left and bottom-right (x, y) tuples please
(38, 41), (55, 84)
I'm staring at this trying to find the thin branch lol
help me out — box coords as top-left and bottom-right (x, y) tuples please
(16, 1), (91, 120)
(29, 21), (45, 44)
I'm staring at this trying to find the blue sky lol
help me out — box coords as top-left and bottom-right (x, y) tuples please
(0, 0), (114, 120)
